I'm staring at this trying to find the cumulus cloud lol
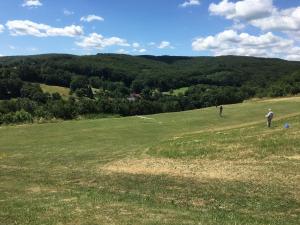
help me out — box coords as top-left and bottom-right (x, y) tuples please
(131, 42), (146, 52)
(6, 20), (83, 37)
(22, 0), (42, 8)
(133, 48), (147, 53)
(286, 54), (300, 61)
(80, 15), (104, 22)
(139, 49), (147, 53)
(179, 0), (200, 8)
(209, 0), (273, 20)
(76, 33), (130, 49)
(285, 47), (300, 61)
(209, 0), (300, 34)
(192, 29), (300, 60)
(209, 0), (235, 18)
(0, 24), (4, 33)
(231, 21), (246, 30)
(250, 7), (300, 32)
(158, 41), (172, 49)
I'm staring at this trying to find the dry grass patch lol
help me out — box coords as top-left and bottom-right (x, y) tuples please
(101, 157), (291, 183)
(260, 96), (300, 103)
(26, 186), (58, 194)
(284, 155), (300, 160)
(0, 164), (28, 170)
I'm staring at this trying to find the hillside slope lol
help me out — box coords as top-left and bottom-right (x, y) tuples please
(0, 97), (300, 225)
(1, 54), (300, 123)
(1, 54), (300, 89)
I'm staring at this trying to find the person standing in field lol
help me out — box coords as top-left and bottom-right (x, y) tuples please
(219, 105), (223, 117)
(265, 109), (274, 127)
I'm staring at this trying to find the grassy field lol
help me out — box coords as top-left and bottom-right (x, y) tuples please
(163, 87), (188, 96)
(40, 84), (71, 99)
(0, 97), (300, 225)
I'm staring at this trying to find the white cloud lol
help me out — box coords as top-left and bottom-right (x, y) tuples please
(231, 21), (246, 30)
(286, 30), (300, 42)
(6, 20), (83, 37)
(117, 49), (129, 54)
(158, 41), (172, 49)
(63, 9), (74, 16)
(209, 0), (235, 18)
(0, 24), (4, 33)
(139, 49), (147, 53)
(132, 42), (140, 48)
(22, 0), (42, 8)
(285, 47), (300, 61)
(209, 0), (300, 35)
(250, 7), (300, 32)
(148, 42), (156, 46)
(76, 33), (130, 49)
(192, 29), (300, 60)
(132, 48), (147, 53)
(286, 55), (300, 61)
(131, 42), (145, 52)
(209, 0), (274, 21)
(179, 0), (200, 8)
(80, 15), (104, 22)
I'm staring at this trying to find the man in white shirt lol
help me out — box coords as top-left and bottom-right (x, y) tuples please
(265, 109), (274, 128)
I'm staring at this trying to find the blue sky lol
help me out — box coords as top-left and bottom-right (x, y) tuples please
(0, 0), (300, 60)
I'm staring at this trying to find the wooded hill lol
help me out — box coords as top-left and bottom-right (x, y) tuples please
(0, 54), (300, 123)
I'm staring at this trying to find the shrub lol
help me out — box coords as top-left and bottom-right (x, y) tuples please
(14, 110), (33, 123)
(0, 110), (33, 125)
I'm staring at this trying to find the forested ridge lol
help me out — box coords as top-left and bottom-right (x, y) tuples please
(1, 53), (300, 124)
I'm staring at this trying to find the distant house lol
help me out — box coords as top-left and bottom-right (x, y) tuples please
(127, 93), (141, 102)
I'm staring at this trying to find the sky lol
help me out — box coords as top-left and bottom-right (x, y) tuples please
(0, 0), (300, 60)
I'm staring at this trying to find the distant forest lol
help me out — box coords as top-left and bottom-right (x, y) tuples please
(1, 54), (300, 124)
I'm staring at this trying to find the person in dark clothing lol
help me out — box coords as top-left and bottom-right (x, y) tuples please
(219, 105), (223, 117)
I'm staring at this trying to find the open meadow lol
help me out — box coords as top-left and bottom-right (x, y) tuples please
(39, 84), (71, 99)
(1, 97), (300, 225)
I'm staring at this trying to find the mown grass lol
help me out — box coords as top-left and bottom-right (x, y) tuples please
(40, 84), (71, 99)
(0, 97), (300, 225)
(163, 87), (188, 96)
(148, 115), (300, 159)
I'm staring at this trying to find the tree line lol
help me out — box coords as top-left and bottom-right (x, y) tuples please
(0, 54), (300, 125)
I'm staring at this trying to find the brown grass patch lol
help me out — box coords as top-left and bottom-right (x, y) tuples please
(284, 155), (300, 160)
(61, 197), (77, 202)
(0, 164), (28, 170)
(100, 157), (290, 183)
(27, 186), (58, 194)
(260, 96), (300, 103)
